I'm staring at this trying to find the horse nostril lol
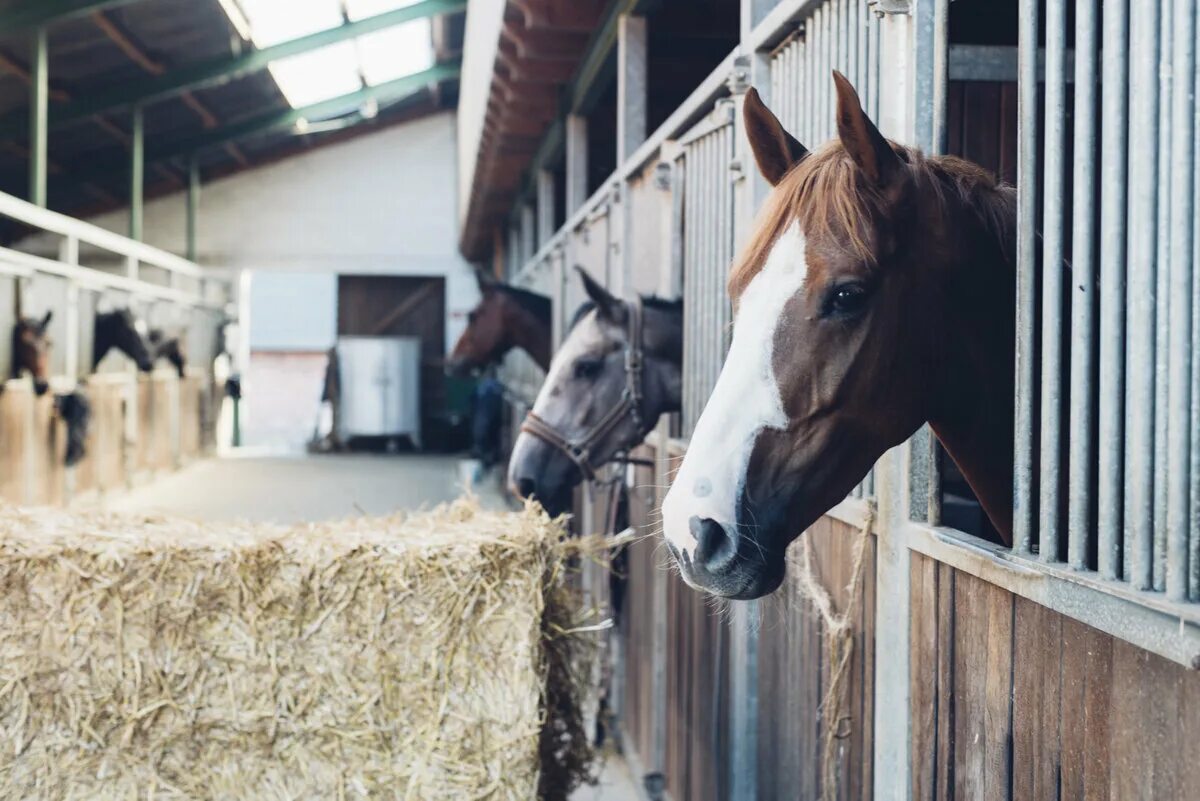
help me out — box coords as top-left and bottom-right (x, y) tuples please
(689, 516), (737, 574)
(515, 477), (537, 500)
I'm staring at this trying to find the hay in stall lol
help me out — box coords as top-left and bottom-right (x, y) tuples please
(0, 499), (601, 800)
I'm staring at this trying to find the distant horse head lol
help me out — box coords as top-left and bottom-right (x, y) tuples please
(508, 267), (682, 517)
(148, 329), (186, 377)
(94, 309), (153, 372)
(55, 390), (91, 467)
(446, 269), (553, 375)
(661, 74), (1017, 599)
(12, 310), (52, 395)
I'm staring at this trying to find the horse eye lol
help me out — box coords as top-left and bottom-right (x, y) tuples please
(573, 357), (604, 381)
(824, 282), (870, 318)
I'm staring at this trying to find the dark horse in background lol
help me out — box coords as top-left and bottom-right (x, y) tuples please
(662, 73), (1017, 600)
(12, 310), (52, 395)
(446, 269), (553, 374)
(94, 309), (154, 373)
(148, 329), (187, 377)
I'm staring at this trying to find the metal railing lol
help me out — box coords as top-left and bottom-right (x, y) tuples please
(1013, 0), (1198, 602)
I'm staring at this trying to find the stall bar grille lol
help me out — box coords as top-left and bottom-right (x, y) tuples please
(679, 101), (736, 438)
(1013, 0), (1198, 601)
(767, 0), (883, 497)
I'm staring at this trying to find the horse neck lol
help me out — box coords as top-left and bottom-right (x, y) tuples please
(926, 193), (1017, 544)
(505, 303), (552, 371)
(642, 305), (683, 415)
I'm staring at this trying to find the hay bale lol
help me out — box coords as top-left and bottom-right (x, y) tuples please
(0, 500), (599, 799)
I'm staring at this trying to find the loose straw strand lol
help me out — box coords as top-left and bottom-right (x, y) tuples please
(796, 503), (875, 801)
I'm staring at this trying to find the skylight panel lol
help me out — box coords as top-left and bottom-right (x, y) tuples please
(239, 0), (342, 47)
(345, 0), (424, 22)
(357, 20), (434, 86)
(268, 43), (363, 108)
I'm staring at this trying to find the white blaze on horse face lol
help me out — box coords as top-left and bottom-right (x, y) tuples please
(662, 223), (808, 558)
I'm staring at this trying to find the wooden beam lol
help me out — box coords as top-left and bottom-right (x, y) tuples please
(0, 50), (70, 102)
(0, 0), (140, 33)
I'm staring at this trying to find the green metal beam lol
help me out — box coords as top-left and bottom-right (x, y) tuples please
(186, 157), (199, 262)
(129, 105), (143, 241)
(0, 0), (140, 33)
(0, 0), (466, 140)
(29, 27), (48, 208)
(156, 61), (459, 162)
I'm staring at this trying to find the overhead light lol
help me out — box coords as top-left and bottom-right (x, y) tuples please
(295, 117), (310, 133)
(361, 99), (379, 119)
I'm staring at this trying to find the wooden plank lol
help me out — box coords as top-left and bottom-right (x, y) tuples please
(0, 382), (31, 503)
(910, 552), (939, 800)
(934, 562), (955, 801)
(952, 571), (987, 799)
(981, 581), (1013, 801)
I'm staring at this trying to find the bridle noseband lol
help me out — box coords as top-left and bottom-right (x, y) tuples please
(520, 298), (651, 482)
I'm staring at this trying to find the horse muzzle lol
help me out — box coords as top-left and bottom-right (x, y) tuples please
(665, 515), (786, 600)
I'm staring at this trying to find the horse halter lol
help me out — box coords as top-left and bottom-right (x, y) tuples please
(520, 297), (650, 482)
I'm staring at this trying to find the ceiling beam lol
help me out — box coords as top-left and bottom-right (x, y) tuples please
(0, 0), (141, 32)
(0, 0), (466, 139)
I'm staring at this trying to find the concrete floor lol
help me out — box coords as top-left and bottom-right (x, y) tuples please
(108, 453), (640, 800)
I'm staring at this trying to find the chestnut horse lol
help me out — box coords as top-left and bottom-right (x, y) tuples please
(509, 267), (682, 517)
(446, 270), (553, 374)
(662, 72), (1016, 599)
(12, 311), (53, 395)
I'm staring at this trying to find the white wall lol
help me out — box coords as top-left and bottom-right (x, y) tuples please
(456, 0), (505, 228)
(24, 111), (479, 353)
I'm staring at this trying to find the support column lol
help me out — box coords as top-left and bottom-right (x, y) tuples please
(130, 104), (144, 242)
(616, 14), (647, 164)
(29, 27), (48, 208)
(565, 113), (588, 213)
(186, 157), (200, 263)
(536, 169), (555, 248)
(520, 202), (536, 263)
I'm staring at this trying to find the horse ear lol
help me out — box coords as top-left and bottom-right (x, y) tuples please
(832, 70), (900, 186)
(575, 266), (622, 320)
(38, 310), (52, 333)
(743, 87), (808, 186)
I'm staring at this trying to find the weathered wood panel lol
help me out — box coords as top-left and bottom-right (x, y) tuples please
(0, 382), (32, 504)
(26, 393), (65, 507)
(910, 555), (1200, 800)
(621, 445), (661, 768)
(74, 378), (128, 496)
(179, 375), (201, 461)
(757, 515), (877, 801)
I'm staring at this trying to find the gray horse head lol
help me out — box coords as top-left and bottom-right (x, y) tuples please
(508, 267), (682, 517)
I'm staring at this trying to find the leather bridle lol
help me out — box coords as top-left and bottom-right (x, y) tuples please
(520, 297), (652, 482)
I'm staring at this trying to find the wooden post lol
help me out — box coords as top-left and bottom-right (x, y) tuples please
(616, 14), (647, 164)
(566, 113), (588, 213)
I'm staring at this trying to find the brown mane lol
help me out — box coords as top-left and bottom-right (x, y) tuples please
(727, 141), (1016, 301)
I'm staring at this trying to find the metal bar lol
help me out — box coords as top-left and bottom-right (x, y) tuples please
(186, 158), (200, 263)
(1067, 0), (1098, 571)
(1125, 0), (1161, 589)
(931, 0), (950, 154)
(1097, 0), (1129, 580)
(129, 105), (144, 242)
(29, 28), (48, 209)
(1153, 0), (1174, 589)
(1166, 0), (1197, 602)
(0, 0), (468, 139)
(1013, 0), (1040, 555)
(0, 0), (136, 32)
(616, 14), (648, 164)
(1192, 48), (1200, 601)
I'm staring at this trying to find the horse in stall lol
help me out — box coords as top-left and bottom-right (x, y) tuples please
(661, 73), (1016, 600)
(93, 309), (154, 373)
(508, 266), (682, 519)
(11, 311), (53, 396)
(148, 329), (187, 377)
(446, 269), (554, 374)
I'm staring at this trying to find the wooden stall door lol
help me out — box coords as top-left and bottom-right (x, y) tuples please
(336, 276), (445, 447)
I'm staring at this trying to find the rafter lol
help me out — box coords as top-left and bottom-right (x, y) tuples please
(0, 0), (465, 139)
(0, 0), (140, 33)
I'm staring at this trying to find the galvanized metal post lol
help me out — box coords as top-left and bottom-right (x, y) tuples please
(186, 157), (200, 263)
(1125, 0), (1161, 589)
(1191, 18), (1200, 601)
(29, 27), (48, 208)
(1097, 0), (1129, 580)
(536, 169), (555, 249)
(1067, 0), (1098, 570)
(566, 114), (589, 215)
(1013, 0), (1040, 555)
(130, 104), (144, 242)
(519, 203), (535, 265)
(1153, 0), (1174, 589)
(1166, 0), (1196, 601)
(616, 14), (647, 165)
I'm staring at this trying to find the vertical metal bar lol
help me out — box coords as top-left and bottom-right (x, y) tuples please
(130, 104), (144, 242)
(868, 7), (880, 120)
(856, 0), (867, 95)
(847, 0), (858, 90)
(931, 0), (950, 154)
(29, 27), (48, 208)
(804, 22), (816, 145)
(1013, 0), (1040, 555)
(1068, 0), (1098, 571)
(1125, 0), (1161, 590)
(1098, 0), (1130, 580)
(1192, 48), (1200, 601)
(1153, 0), (1173, 590)
(1166, 0), (1196, 602)
(186, 157), (200, 263)
(837, 0), (848, 77)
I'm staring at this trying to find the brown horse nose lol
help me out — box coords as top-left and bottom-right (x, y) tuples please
(690, 516), (737, 574)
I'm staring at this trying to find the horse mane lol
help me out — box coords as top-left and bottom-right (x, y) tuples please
(727, 141), (1016, 300)
(494, 284), (552, 322)
(569, 295), (683, 332)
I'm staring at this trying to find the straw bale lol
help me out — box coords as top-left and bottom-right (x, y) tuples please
(0, 499), (599, 800)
